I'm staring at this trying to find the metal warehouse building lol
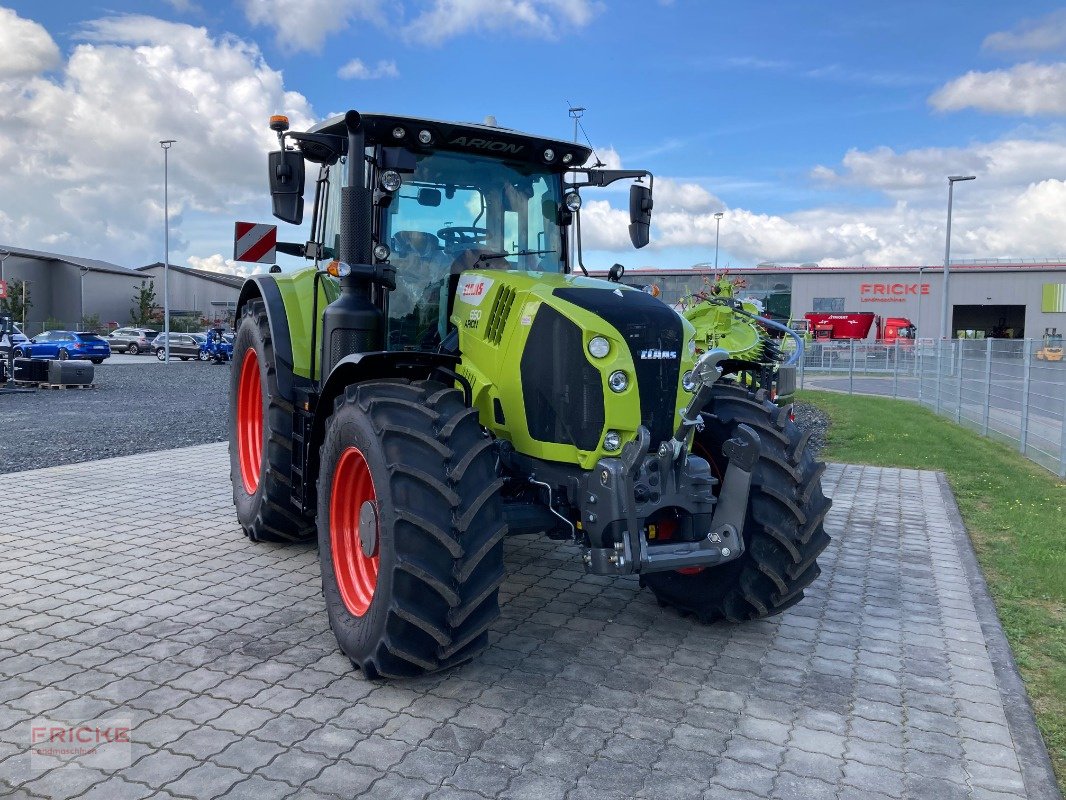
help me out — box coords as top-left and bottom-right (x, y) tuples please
(0, 245), (244, 333)
(608, 260), (1066, 339)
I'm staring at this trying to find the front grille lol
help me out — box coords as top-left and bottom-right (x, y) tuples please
(521, 305), (605, 452)
(554, 288), (682, 446)
(485, 285), (515, 345)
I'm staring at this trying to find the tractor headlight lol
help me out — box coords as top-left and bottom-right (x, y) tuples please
(687, 338), (697, 356)
(588, 336), (610, 359)
(380, 170), (402, 192)
(418, 129), (433, 144)
(608, 371), (628, 393)
(543, 148), (555, 162)
(374, 244), (391, 261)
(391, 126), (405, 139)
(682, 371), (696, 392)
(603, 431), (622, 451)
(565, 192), (582, 212)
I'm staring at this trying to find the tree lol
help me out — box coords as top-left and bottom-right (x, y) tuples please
(0, 279), (32, 326)
(130, 280), (157, 326)
(80, 313), (102, 333)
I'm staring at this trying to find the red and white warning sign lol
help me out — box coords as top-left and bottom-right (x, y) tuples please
(233, 222), (277, 264)
(0, 280), (7, 300)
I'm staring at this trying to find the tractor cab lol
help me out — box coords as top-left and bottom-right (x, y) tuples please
(267, 112), (653, 356)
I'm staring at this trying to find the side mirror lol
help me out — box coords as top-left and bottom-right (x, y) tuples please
(628, 184), (653, 249)
(268, 150), (305, 225)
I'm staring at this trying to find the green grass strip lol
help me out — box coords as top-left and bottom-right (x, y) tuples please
(797, 390), (1065, 791)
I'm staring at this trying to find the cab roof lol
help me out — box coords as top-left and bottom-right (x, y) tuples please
(308, 112), (593, 171)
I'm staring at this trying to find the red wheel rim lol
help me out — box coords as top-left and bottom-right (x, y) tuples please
(330, 447), (379, 617)
(236, 347), (263, 494)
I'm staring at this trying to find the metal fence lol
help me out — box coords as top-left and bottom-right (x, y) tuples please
(798, 339), (1066, 477)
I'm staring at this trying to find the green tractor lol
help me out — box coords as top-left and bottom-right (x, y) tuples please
(229, 110), (830, 678)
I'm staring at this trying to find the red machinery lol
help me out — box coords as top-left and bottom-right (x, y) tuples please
(804, 312), (916, 344)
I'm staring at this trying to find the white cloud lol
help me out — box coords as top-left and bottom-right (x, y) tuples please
(0, 14), (314, 267)
(0, 8), (61, 78)
(582, 130), (1066, 267)
(337, 58), (399, 79)
(929, 62), (1066, 116)
(241, 0), (383, 52)
(405, 0), (601, 45)
(984, 9), (1066, 52)
(164, 0), (204, 13)
(812, 136), (1066, 194)
(188, 253), (262, 276)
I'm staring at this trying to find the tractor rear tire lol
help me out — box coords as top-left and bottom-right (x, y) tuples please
(317, 379), (506, 678)
(643, 382), (831, 622)
(228, 298), (315, 543)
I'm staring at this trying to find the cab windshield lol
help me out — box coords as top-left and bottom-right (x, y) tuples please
(380, 150), (565, 350)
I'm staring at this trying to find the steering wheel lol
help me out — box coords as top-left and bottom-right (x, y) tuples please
(437, 226), (488, 248)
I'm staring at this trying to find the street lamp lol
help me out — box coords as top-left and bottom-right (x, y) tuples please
(0, 248), (9, 284)
(940, 175), (976, 340)
(714, 212), (724, 270)
(160, 139), (176, 362)
(79, 267), (89, 327)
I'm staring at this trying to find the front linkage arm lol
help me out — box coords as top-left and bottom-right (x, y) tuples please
(582, 350), (762, 575)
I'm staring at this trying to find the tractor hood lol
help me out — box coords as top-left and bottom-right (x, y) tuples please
(451, 270), (697, 469)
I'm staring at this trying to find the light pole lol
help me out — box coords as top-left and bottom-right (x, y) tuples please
(916, 264), (926, 338)
(79, 267), (89, 327)
(0, 248), (9, 285)
(713, 212), (724, 270)
(160, 139), (176, 362)
(940, 175), (976, 340)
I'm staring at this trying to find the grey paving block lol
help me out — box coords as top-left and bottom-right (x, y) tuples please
(164, 761), (246, 799)
(305, 759), (382, 796)
(0, 450), (1056, 800)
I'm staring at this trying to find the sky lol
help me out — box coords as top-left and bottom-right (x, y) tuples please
(0, 0), (1064, 278)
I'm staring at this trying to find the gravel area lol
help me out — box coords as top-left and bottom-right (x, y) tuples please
(1, 361), (831, 473)
(793, 400), (829, 455)
(0, 362), (229, 473)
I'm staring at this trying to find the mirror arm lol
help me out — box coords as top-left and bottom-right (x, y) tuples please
(566, 169), (654, 190)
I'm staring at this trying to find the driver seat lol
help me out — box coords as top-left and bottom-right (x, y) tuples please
(391, 230), (442, 260)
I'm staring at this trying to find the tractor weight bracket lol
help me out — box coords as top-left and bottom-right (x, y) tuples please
(705, 424), (760, 546)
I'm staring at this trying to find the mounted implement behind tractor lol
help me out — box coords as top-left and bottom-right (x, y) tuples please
(680, 272), (801, 405)
(229, 110), (831, 678)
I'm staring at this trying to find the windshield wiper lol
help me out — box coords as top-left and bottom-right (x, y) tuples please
(475, 249), (556, 264)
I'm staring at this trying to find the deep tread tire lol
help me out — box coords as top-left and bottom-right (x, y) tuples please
(228, 299), (315, 543)
(644, 382), (831, 622)
(317, 379), (506, 678)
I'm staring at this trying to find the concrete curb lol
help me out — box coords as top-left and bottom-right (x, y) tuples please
(935, 471), (1063, 800)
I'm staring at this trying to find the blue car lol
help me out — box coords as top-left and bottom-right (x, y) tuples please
(14, 330), (111, 364)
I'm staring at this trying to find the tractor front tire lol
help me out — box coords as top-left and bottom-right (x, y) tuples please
(643, 382), (831, 622)
(317, 379), (506, 678)
(228, 298), (314, 543)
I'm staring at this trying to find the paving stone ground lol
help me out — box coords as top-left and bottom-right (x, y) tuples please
(0, 443), (1056, 799)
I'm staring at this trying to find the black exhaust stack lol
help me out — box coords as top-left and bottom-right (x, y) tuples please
(320, 110), (387, 377)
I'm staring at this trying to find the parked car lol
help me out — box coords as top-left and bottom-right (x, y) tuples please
(108, 327), (158, 355)
(0, 322), (29, 356)
(13, 330), (111, 363)
(152, 332), (202, 361)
